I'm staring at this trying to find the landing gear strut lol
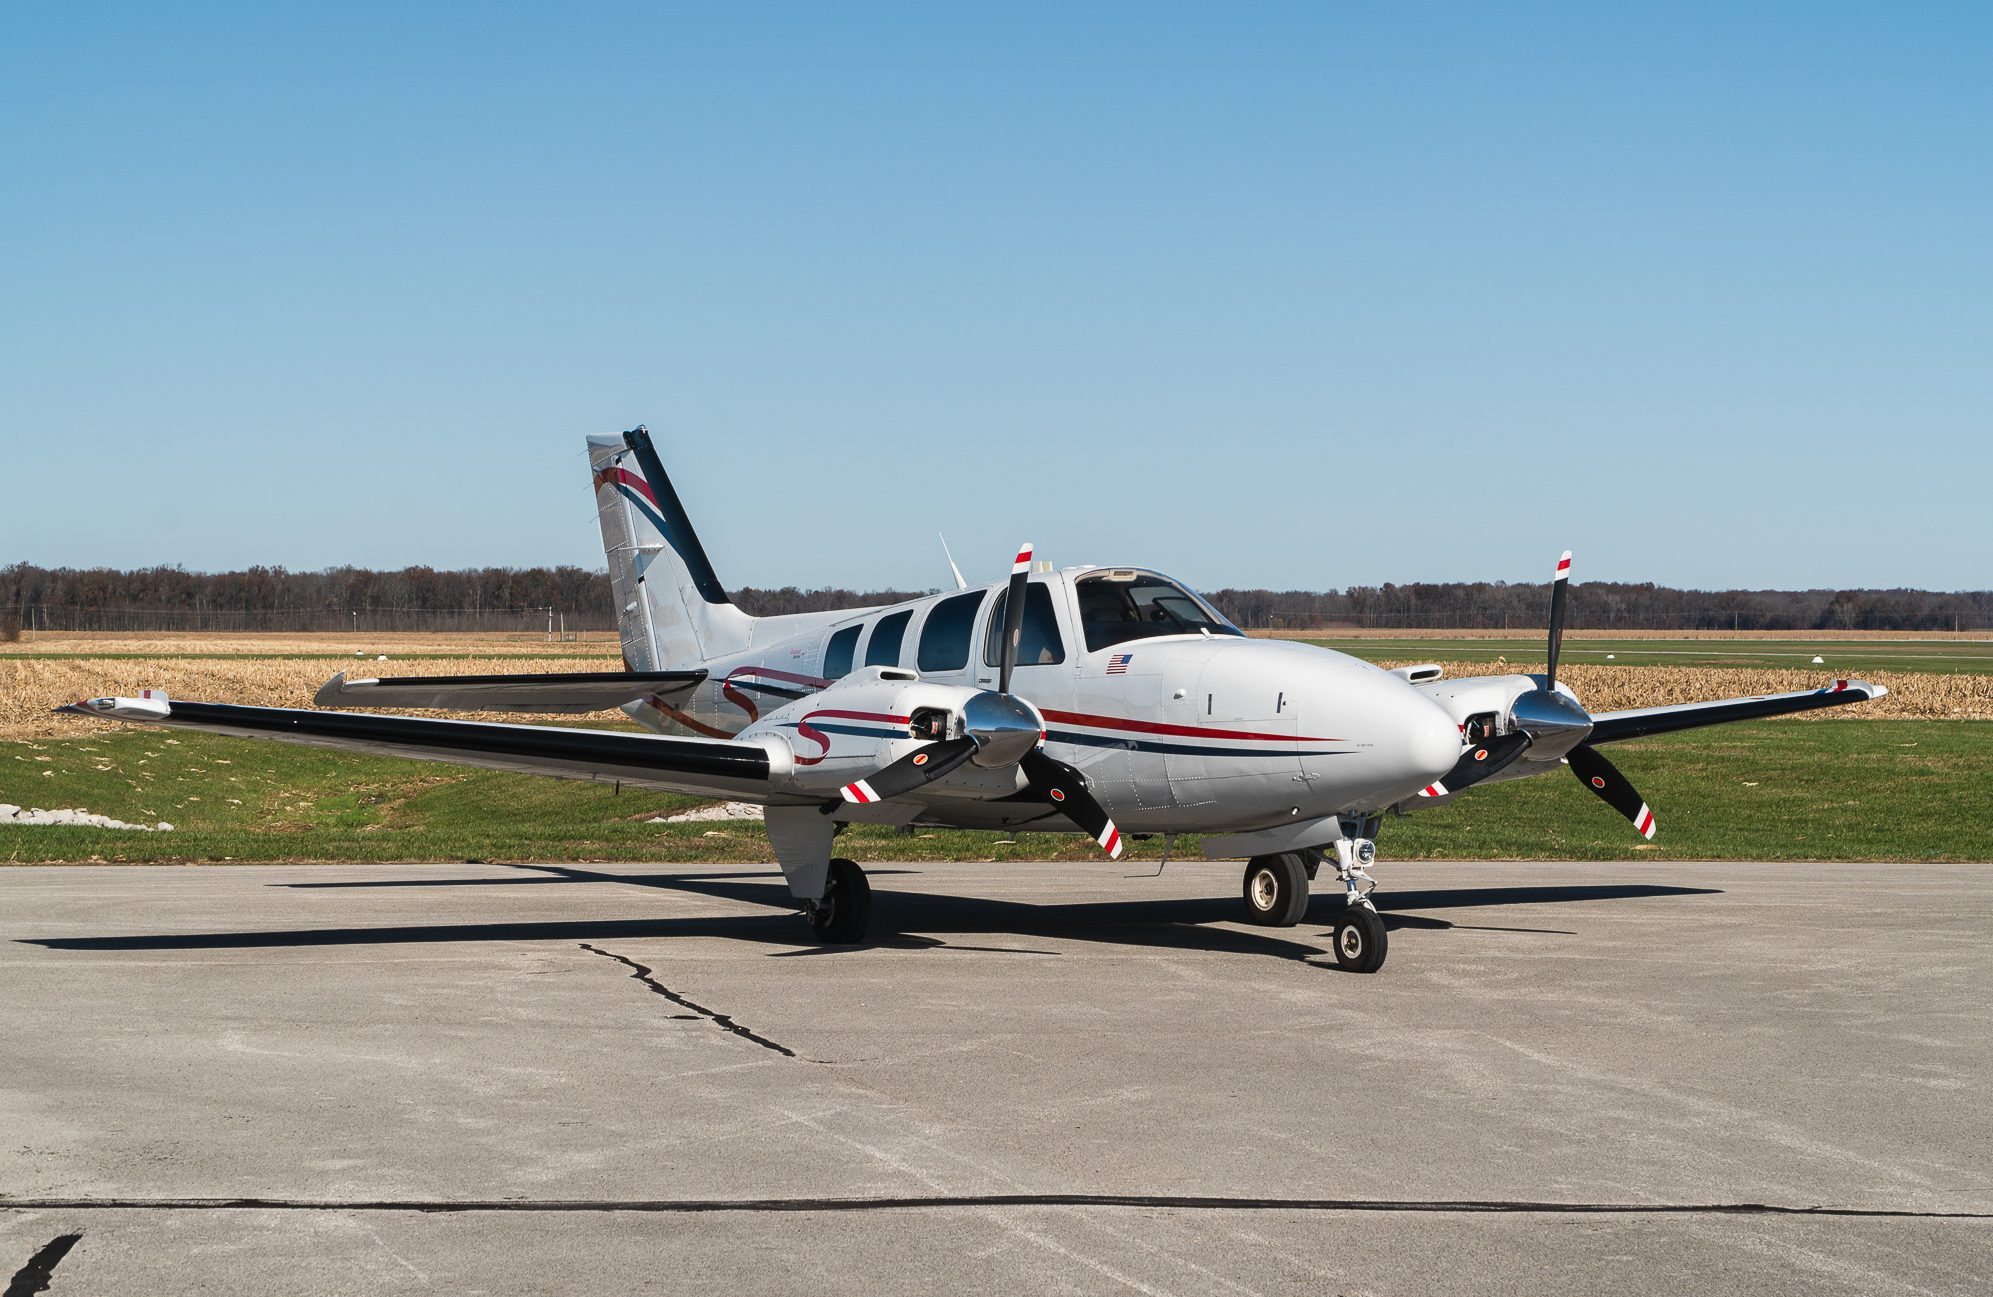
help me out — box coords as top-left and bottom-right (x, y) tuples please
(1329, 814), (1387, 973)
(807, 857), (871, 944)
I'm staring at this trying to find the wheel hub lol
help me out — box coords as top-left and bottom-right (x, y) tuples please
(1250, 869), (1278, 910)
(1338, 925), (1365, 960)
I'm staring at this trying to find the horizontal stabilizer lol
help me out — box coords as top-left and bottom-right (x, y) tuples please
(313, 669), (706, 714)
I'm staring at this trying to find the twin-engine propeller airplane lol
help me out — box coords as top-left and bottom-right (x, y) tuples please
(66, 427), (1887, 971)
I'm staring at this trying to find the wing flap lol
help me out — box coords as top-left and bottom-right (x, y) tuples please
(60, 697), (784, 801)
(313, 669), (705, 714)
(1587, 679), (1887, 744)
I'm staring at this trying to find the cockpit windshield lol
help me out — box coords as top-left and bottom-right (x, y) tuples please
(1074, 570), (1244, 653)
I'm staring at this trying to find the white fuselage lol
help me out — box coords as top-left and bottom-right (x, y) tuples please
(629, 567), (1461, 837)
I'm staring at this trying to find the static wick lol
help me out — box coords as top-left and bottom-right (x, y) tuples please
(1130, 833), (1174, 879)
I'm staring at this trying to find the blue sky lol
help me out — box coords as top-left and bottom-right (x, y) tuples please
(3, 3), (1988, 592)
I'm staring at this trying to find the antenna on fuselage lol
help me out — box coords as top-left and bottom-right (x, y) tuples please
(938, 533), (968, 591)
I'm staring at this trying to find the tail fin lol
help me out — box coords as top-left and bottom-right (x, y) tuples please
(589, 427), (752, 670)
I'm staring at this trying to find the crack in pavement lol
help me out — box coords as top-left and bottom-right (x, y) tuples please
(5, 1233), (80, 1297)
(578, 943), (811, 1061)
(0, 1197), (1984, 1219)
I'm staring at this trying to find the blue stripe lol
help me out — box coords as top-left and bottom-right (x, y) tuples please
(617, 484), (698, 572)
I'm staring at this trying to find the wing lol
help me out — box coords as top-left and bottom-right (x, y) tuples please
(59, 696), (797, 802)
(313, 669), (705, 714)
(1586, 679), (1887, 744)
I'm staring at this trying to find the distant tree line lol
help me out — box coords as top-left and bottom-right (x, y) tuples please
(2, 563), (1988, 634)
(1201, 582), (1993, 632)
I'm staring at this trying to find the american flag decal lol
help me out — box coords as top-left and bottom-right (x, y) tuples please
(1105, 653), (1133, 675)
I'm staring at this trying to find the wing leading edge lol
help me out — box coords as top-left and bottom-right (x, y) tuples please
(1586, 679), (1887, 744)
(59, 697), (788, 802)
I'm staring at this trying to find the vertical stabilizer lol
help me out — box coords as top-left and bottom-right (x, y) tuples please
(588, 428), (752, 670)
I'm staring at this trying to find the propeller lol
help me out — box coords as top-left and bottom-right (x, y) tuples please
(1416, 731), (1531, 799)
(830, 541), (1124, 857)
(1567, 744), (1656, 840)
(997, 542), (1032, 695)
(1422, 551), (1657, 839)
(1020, 750), (1123, 858)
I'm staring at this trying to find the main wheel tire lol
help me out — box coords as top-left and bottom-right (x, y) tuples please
(1330, 905), (1388, 974)
(1241, 853), (1310, 927)
(809, 857), (872, 944)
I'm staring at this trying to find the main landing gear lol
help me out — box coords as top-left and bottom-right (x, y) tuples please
(807, 857), (872, 944)
(1239, 814), (1389, 973)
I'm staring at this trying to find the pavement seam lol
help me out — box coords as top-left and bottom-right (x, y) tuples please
(1, 1198), (1984, 1219)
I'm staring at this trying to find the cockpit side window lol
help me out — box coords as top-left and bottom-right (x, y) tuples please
(981, 582), (1067, 668)
(1075, 571), (1244, 653)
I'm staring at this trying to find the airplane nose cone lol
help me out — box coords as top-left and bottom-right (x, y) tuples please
(1404, 692), (1463, 786)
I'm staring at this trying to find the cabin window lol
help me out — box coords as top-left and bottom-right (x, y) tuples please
(982, 583), (1068, 668)
(864, 610), (913, 668)
(917, 591), (985, 672)
(823, 624), (861, 679)
(1074, 570), (1244, 653)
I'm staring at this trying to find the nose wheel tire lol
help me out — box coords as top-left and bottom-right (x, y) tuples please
(808, 857), (872, 944)
(1330, 905), (1387, 973)
(1241, 853), (1310, 927)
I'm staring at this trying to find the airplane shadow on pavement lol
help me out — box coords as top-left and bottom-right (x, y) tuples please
(18, 861), (1720, 966)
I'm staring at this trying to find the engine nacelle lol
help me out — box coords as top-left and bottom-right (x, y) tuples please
(737, 667), (1031, 798)
(1413, 673), (1591, 760)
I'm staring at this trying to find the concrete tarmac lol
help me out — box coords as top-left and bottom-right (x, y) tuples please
(1, 858), (1987, 1295)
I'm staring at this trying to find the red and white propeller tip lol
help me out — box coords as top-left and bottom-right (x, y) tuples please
(1554, 550), (1572, 582)
(1096, 821), (1123, 858)
(840, 779), (881, 805)
(1011, 543), (1034, 575)
(1633, 803), (1656, 839)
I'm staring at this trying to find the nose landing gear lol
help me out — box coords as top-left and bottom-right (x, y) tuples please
(1329, 814), (1388, 973)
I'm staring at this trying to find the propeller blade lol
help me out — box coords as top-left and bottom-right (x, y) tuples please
(1546, 549), (1571, 692)
(1415, 731), (1532, 799)
(997, 542), (1033, 695)
(837, 736), (980, 806)
(1019, 750), (1123, 858)
(1566, 744), (1655, 839)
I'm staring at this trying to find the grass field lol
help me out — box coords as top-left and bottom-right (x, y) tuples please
(2, 720), (1986, 865)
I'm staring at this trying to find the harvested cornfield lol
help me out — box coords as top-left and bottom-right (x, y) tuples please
(1, 655), (622, 740)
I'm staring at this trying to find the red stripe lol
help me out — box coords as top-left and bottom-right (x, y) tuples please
(1040, 708), (1340, 744)
(647, 693), (737, 739)
(804, 709), (909, 724)
(595, 465), (660, 508)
